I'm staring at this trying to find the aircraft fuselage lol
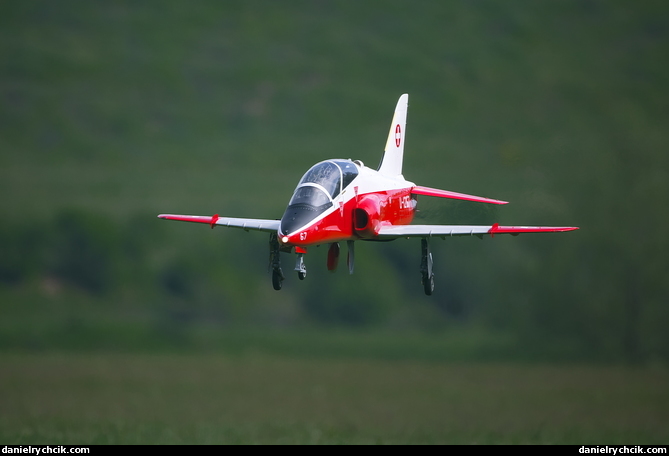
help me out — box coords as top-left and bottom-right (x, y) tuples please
(278, 160), (416, 248)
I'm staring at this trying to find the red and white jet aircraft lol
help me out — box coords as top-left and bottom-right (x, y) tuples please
(159, 94), (578, 294)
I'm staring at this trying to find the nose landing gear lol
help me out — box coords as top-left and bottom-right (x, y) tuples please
(295, 252), (307, 280)
(269, 234), (310, 287)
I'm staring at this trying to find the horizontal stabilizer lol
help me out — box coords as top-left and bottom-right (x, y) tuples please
(377, 223), (578, 239)
(158, 214), (280, 233)
(411, 186), (508, 205)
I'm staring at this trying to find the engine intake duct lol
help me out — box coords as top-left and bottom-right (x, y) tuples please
(353, 195), (380, 238)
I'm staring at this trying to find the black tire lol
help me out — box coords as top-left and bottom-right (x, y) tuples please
(422, 274), (434, 296)
(298, 271), (306, 281)
(272, 270), (283, 290)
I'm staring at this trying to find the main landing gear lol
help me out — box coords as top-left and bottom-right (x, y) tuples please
(269, 236), (359, 289)
(269, 234), (310, 289)
(269, 233), (285, 290)
(270, 235), (435, 295)
(271, 235), (435, 295)
(420, 238), (435, 296)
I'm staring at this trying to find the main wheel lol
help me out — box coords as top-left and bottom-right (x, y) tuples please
(272, 270), (283, 290)
(298, 271), (306, 280)
(422, 274), (434, 296)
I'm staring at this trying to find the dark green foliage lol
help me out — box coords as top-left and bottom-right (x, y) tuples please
(0, 222), (42, 285)
(160, 258), (197, 298)
(44, 209), (120, 294)
(302, 271), (391, 326)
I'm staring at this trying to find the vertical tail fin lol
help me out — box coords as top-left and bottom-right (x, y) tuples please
(378, 93), (408, 177)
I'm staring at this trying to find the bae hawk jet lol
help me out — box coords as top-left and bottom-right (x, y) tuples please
(159, 94), (578, 294)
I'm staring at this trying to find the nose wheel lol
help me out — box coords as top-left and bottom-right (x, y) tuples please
(295, 253), (307, 280)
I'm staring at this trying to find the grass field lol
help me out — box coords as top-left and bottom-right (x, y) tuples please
(1, 353), (668, 444)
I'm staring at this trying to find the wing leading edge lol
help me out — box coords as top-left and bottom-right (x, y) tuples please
(377, 223), (579, 239)
(158, 214), (280, 232)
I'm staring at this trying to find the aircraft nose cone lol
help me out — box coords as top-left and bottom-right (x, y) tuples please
(280, 206), (318, 236)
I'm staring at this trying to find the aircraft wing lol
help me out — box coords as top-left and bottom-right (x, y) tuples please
(377, 223), (578, 239)
(158, 214), (280, 233)
(411, 186), (508, 205)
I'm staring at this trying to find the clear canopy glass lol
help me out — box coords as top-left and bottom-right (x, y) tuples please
(281, 160), (360, 235)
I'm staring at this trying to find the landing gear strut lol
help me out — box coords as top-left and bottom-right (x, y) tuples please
(420, 238), (434, 296)
(295, 253), (307, 280)
(269, 233), (284, 290)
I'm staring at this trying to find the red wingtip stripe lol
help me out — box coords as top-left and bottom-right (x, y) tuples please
(488, 225), (580, 235)
(157, 214), (216, 224)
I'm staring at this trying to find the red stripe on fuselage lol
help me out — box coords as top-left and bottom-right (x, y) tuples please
(282, 188), (415, 247)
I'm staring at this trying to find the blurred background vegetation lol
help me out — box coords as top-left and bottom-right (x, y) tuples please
(1, 0), (668, 363)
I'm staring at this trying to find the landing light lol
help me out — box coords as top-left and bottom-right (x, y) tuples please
(281, 236), (289, 243)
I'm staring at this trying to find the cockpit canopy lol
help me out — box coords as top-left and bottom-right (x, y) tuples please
(287, 159), (359, 211)
(291, 159), (359, 203)
(281, 160), (359, 235)
(295, 159), (359, 200)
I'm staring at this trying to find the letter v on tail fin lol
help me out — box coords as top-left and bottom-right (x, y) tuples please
(378, 93), (408, 177)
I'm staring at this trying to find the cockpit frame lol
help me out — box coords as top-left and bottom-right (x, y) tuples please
(281, 159), (360, 236)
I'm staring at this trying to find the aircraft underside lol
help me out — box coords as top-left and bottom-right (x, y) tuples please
(268, 230), (437, 295)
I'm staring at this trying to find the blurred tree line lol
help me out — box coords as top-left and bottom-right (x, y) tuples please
(0, 204), (667, 362)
